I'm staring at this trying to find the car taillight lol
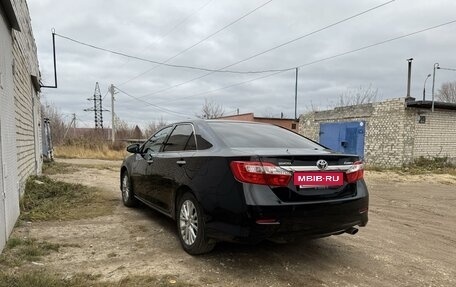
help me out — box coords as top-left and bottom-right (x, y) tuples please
(230, 161), (291, 186)
(345, 161), (364, 183)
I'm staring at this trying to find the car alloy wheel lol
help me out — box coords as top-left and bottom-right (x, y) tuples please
(179, 200), (198, 246)
(122, 175), (130, 201)
(177, 193), (215, 254)
(121, 173), (137, 207)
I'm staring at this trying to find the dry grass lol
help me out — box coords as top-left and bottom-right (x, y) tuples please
(42, 161), (78, 175)
(54, 144), (128, 160)
(20, 176), (116, 222)
(0, 271), (194, 287)
(366, 156), (456, 176)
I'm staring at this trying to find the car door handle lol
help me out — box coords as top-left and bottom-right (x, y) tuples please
(176, 160), (186, 166)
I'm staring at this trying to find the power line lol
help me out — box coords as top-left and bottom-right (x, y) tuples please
(162, 18), (456, 104)
(52, 0), (393, 81)
(114, 86), (194, 118)
(55, 33), (279, 75)
(119, 0), (214, 68)
(153, 0), (214, 43)
(136, 0), (396, 99)
(102, 89), (109, 101)
(118, 0), (275, 86)
(211, 0), (396, 76)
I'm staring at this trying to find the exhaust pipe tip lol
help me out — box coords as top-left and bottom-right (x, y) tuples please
(345, 227), (359, 235)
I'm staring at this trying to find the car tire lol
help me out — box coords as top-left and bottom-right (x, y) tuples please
(121, 172), (138, 207)
(177, 192), (215, 255)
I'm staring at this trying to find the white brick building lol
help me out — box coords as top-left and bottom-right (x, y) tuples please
(299, 97), (456, 167)
(1, 0), (41, 253)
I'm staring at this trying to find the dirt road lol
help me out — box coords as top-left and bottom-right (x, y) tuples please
(17, 159), (456, 286)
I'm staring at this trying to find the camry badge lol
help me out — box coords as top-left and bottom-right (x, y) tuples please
(316, 159), (328, 170)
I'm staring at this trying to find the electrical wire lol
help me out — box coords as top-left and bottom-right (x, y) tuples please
(102, 89), (109, 101)
(53, 0), (393, 80)
(156, 0), (215, 43)
(119, 0), (214, 68)
(55, 33), (280, 75)
(114, 86), (195, 118)
(118, 0), (275, 86)
(162, 18), (456, 104)
(136, 0), (396, 99)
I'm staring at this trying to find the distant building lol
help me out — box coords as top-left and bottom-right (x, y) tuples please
(1, 0), (41, 252)
(299, 97), (456, 167)
(217, 113), (299, 132)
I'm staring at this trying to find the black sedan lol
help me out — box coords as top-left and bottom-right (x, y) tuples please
(120, 120), (368, 254)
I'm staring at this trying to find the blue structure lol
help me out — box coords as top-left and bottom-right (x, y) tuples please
(319, 121), (365, 159)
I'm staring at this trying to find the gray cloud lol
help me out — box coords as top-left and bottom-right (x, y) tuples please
(29, 0), (456, 129)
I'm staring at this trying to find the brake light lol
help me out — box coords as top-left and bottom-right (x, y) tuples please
(230, 161), (291, 186)
(345, 161), (364, 183)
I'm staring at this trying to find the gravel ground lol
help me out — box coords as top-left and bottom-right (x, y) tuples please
(14, 159), (456, 286)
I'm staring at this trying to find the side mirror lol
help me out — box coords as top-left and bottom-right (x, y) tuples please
(126, 143), (140, 154)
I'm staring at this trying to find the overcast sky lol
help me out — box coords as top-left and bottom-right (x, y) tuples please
(28, 0), (456, 129)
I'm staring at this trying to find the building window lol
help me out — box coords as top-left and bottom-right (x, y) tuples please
(291, 123), (297, 129)
(418, 116), (426, 124)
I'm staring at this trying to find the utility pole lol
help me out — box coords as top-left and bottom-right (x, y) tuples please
(294, 67), (299, 120)
(406, 58), (413, 98)
(64, 113), (76, 139)
(110, 84), (117, 143)
(431, 63), (439, 112)
(72, 113), (76, 137)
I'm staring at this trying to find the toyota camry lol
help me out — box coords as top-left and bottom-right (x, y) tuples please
(120, 120), (368, 254)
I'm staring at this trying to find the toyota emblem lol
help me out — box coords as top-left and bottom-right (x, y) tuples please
(316, 159), (328, 170)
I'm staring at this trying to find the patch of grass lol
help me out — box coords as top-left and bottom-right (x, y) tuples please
(365, 157), (456, 176)
(116, 275), (194, 287)
(364, 165), (385, 172)
(42, 161), (78, 175)
(54, 144), (127, 160)
(0, 237), (61, 267)
(0, 271), (104, 287)
(0, 271), (194, 287)
(402, 156), (456, 175)
(20, 175), (116, 221)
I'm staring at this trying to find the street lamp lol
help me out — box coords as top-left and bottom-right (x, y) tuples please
(422, 73), (431, 101)
(431, 63), (440, 112)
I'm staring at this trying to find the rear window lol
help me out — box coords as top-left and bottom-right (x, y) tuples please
(208, 122), (323, 149)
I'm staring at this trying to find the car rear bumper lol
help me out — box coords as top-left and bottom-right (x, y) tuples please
(206, 194), (368, 243)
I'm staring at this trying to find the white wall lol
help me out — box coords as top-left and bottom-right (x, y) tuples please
(0, 7), (20, 253)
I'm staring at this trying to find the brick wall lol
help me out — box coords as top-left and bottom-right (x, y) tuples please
(299, 98), (456, 167)
(300, 98), (415, 167)
(1, 4), (20, 253)
(411, 109), (456, 162)
(11, 0), (41, 194)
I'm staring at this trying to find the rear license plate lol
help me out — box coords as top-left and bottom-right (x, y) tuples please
(293, 172), (343, 186)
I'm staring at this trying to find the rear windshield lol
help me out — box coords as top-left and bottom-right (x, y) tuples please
(208, 122), (323, 149)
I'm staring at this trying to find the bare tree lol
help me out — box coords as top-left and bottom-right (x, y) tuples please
(41, 102), (68, 145)
(197, 98), (224, 119)
(437, 81), (456, 103)
(304, 100), (321, 112)
(333, 84), (378, 107)
(144, 118), (167, 136)
(114, 115), (132, 140)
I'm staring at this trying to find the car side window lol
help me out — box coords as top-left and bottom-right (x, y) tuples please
(163, 124), (196, 152)
(141, 126), (173, 159)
